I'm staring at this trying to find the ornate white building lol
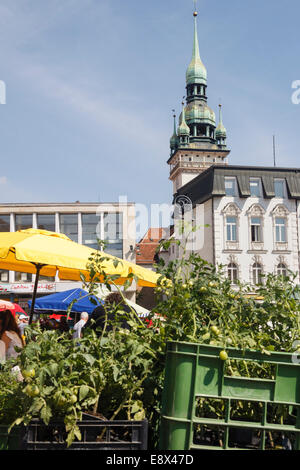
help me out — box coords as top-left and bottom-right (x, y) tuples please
(164, 8), (300, 286)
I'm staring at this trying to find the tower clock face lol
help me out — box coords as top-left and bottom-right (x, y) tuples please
(174, 195), (193, 218)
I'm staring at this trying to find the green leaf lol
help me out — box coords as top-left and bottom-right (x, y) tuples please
(40, 404), (52, 425)
(134, 410), (145, 420)
(79, 385), (90, 401)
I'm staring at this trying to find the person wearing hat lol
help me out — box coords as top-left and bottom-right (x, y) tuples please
(17, 314), (29, 336)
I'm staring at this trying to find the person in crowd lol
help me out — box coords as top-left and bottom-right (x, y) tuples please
(84, 292), (134, 336)
(58, 316), (70, 333)
(72, 311), (89, 339)
(17, 314), (29, 336)
(0, 309), (24, 361)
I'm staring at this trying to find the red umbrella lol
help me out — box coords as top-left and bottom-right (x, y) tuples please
(0, 300), (28, 317)
(12, 303), (28, 315)
(0, 300), (15, 311)
(49, 313), (67, 321)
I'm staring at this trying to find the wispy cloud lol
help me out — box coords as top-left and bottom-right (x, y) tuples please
(18, 60), (166, 152)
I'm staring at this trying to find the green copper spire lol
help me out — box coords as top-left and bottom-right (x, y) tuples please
(178, 101), (190, 147)
(170, 110), (178, 153)
(178, 101), (190, 136)
(216, 104), (227, 149)
(216, 104), (227, 138)
(186, 10), (207, 86)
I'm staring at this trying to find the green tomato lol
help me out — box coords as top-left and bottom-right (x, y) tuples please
(22, 368), (35, 379)
(69, 394), (77, 404)
(219, 350), (228, 361)
(24, 384), (39, 397)
(208, 281), (216, 288)
(200, 286), (207, 293)
(210, 325), (220, 336)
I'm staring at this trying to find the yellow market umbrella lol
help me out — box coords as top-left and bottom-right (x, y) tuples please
(0, 229), (160, 323)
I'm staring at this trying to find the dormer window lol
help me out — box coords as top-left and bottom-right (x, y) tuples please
(250, 178), (262, 197)
(274, 179), (286, 198)
(225, 177), (237, 197)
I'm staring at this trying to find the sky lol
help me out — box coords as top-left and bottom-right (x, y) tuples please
(0, 0), (299, 207)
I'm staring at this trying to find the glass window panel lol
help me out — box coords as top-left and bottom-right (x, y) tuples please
(37, 214), (55, 232)
(225, 178), (236, 196)
(0, 215), (10, 232)
(103, 213), (123, 258)
(252, 263), (263, 285)
(275, 217), (286, 242)
(228, 263), (238, 284)
(250, 179), (261, 197)
(60, 214), (78, 243)
(0, 270), (9, 282)
(226, 216), (237, 241)
(15, 272), (32, 282)
(251, 217), (262, 242)
(277, 263), (288, 277)
(82, 213), (101, 250)
(15, 214), (33, 231)
(105, 242), (123, 258)
(274, 179), (285, 198)
(103, 213), (123, 241)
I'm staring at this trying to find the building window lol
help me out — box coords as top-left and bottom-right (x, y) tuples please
(82, 214), (101, 250)
(15, 272), (32, 282)
(226, 216), (237, 242)
(275, 217), (287, 243)
(0, 270), (9, 282)
(274, 179), (286, 198)
(103, 213), (123, 258)
(15, 214), (33, 231)
(250, 178), (261, 197)
(228, 263), (238, 284)
(59, 214), (78, 242)
(37, 214), (56, 232)
(251, 217), (262, 242)
(252, 263), (263, 285)
(225, 177), (237, 196)
(277, 263), (288, 278)
(0, 215), (10, 232)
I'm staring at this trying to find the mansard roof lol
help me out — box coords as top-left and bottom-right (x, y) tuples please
(173, 165), (300, 204)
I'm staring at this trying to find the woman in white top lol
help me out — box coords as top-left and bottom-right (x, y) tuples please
(0, 309), (24, 362)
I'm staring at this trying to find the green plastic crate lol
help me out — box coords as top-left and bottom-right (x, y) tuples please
(159, 342), (300, 450)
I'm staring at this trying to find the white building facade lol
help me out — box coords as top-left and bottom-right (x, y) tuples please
(170, 166), (300, 285)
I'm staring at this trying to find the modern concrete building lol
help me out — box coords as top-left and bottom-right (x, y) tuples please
(0, 201), (136, 308)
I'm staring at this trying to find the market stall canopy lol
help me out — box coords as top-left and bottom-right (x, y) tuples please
(0, 229), (160, 286)
(0, 229), (160, 323)
(28, 288), (103, 315)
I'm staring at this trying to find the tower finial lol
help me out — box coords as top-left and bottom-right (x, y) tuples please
(193, 0), (198, 16)
(219, 103), (223, 123)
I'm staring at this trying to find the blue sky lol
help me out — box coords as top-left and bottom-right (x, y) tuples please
(0, 0), (299, 207)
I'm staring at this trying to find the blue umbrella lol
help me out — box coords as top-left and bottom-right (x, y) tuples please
(27, 288), (103, 315)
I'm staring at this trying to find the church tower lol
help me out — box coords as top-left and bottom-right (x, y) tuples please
(168, 8), (230, 194)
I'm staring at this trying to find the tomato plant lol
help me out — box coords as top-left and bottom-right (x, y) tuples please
(1, 240), (299, 449)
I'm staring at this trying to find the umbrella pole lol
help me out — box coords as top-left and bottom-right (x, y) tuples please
(29, 264), (43, 325)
